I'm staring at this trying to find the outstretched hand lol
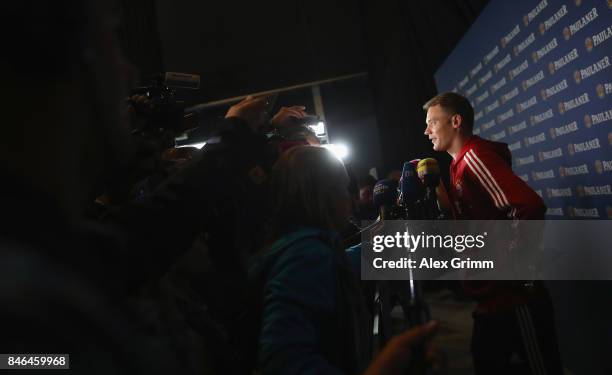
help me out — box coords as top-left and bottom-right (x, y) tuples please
(270, 106), (307, 128)
(363, 321), (441, 375)
(225, 96), (269, 132)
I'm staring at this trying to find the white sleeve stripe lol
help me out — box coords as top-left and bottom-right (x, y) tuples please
(464, 153), (502, 208)
(468, 149), (511, 207)
(509, 208), (517, 218)
(465, 152), (505, 208)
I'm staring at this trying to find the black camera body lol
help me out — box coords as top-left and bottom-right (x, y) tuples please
(129, 72), (200, 136)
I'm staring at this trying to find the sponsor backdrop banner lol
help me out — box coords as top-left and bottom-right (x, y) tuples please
(435, 0), (612, 219)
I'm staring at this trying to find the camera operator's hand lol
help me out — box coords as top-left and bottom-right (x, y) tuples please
(124, 94), (152, 132)
(270, 106), (307, 128)
(225, 95), (268, 132)
(363, 321), (442, 375)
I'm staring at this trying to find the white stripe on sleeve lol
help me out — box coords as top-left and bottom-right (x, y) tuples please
(464, 152), (502, 208)
(468, 150), (511, 207)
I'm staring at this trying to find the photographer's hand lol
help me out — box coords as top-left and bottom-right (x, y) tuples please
(270, 106), (307, 127)
(363, 321), (441, 375)
(225, 96), (268, 132)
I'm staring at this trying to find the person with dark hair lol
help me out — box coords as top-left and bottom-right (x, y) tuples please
(355, 175), (378, 221)
(250, 146), (439, 374)
(0, 1), (284, 373)
(423, 92), (563, 374)
(250, 146), (369, 373)
(0, 1), (183, 373)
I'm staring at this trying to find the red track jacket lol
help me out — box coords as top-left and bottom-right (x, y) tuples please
(449, 136), (545, 220)
(450, 136), (546, 312)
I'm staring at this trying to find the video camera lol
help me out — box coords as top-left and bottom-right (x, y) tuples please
(129, 72), (201, 137)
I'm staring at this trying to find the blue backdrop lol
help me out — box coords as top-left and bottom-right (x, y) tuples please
(435, 0), (612, 219)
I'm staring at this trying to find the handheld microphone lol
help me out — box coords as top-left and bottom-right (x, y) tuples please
(417, 158), (444, 219)
(417, 158), (440, 189)
(373, 179), (400, 220)
(398, 162), (424, 218)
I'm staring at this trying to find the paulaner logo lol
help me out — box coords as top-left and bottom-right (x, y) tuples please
(484, 45), (500, 65)
(494, 54), (512, 73)
(530, 108), (554, 126)
(575, 56), (611, 83)
(533, 38), (558, 63)
(559, 164), (589, 177)
(550, 121), (578, 139)
(540, 5), (568, 35)
(501, 25), (520, 48)
(546, 207), (564, 216)
(550, 48), (579, 74)
(542, 79), (568, 100)
(576, 184), (612, 197)
(524, 0), (548, 27)
(508, 60), (529, 80)
(564, 7), (598, 40)
(531, 169), (555, 181)
(547, 187), (572, 198)
(595, 83), (612, 99)
(465, 83), (478, 97)
(568, 138), (601, 155)
(470, 62), (483, 79)
(558, 92), (590, 114)
(594, 159), (612, 174)
(567, 207), (600, 218)
(588, 25), (612, 51)
(586, 109), (612, 128)
(539, 147), (563, 161)
(524, 132), (546, 147)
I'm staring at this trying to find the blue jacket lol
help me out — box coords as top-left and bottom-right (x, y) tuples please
(249, 228), (369, 374)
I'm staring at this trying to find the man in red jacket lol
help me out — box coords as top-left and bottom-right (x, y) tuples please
(423, 92), (563, 374)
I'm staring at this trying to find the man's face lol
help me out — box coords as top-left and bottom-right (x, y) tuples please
(359, 186), (373, 202)
(424, 104), (457, 152)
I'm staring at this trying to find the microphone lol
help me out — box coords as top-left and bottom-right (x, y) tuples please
(416, 158), (444, 219)
(398, 162), (424, 219)
(373, 179), (401, 220)
(417, 158), (440, 189)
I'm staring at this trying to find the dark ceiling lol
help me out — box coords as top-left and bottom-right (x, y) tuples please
(118, 0), (490, 175)
(156, 0), (368, 102)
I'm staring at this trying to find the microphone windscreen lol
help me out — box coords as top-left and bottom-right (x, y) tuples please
(373, 179), (398, 210)
(399, 162), (422, 205)
(417, 158), (440, 188)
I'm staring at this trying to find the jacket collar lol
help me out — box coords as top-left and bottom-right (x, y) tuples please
(452, 135), (479, 168)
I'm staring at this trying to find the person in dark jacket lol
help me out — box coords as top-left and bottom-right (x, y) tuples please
(251, 146), (440, 374)
(250, 145), (369, 374)
(0, 1), (283, 373)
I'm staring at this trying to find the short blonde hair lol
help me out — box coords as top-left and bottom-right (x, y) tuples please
(423, 92), (475, 132)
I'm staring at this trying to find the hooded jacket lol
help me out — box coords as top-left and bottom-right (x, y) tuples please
(449, 136), (545, 220)
(249, 228), (370, 374)
(450, 136), (546, 311)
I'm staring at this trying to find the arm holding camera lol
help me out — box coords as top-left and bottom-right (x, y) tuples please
(102, 97), (275, 292)
(270, 105), (307, 127)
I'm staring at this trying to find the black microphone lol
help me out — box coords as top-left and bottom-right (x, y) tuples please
(372, 179), (401, 220)
(398, 162), (424, 219)
(417, 158), (444, 219)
